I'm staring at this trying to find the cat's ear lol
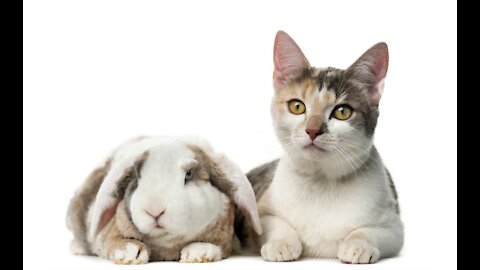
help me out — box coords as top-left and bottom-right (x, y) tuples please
(348, 42), (389, 105)
(273, 31), (310, 91)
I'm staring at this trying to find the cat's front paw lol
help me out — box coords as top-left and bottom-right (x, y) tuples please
(180, 242), (222, 263)
(109, 241), (149, 264)
(337, 239), (380, 264)
(261, 239), (302, 262)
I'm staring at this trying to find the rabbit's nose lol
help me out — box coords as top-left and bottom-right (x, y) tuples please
(146, 208), (166, 220)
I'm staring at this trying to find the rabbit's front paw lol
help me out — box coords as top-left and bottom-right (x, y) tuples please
(180, 242), (222, 263)
(109, 241), (149, 264)
(70, 239), (88, 255)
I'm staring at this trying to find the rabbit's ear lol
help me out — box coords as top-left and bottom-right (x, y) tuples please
(209, 154), (263, 235)
(89, 152), (149, 238)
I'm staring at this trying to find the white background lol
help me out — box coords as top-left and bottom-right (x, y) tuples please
(23, 0), (457, 269)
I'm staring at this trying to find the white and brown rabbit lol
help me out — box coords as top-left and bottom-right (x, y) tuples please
(67, 136), (262, 264)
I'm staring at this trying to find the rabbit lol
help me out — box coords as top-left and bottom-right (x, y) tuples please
(66, 136), (262, 264)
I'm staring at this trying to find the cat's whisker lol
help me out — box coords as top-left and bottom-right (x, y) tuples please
(336, 145), (366, 169)
(333, 146), (361, 179)
(339, 146), (384, 172)
(336, 145), (384, 179)
(338, 140), (373, 154)
(336, 145), (374, 180)
(331, 147), (346, 178)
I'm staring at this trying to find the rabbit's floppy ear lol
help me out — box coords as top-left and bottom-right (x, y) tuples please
(187, 143), (262, 234)
(89, 151), (149, 238)
(210, 154), (262, 235)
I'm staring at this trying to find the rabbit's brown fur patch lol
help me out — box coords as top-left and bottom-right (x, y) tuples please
(67, 158), (112, 255)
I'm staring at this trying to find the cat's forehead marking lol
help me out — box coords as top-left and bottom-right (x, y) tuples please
(317, 67), (340, 92)
(299, 77), (318, 101)
(318, 88), (336, 106)
(296, 71), (336, 109)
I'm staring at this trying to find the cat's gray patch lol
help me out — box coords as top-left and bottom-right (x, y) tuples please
(235, 159), (279, 247)
(246, 159), (279, 199)
(319, 123), (328, 134)
(386, 169), (400, 214)
(315, 68), (379, 137)
(317, 67), (340, 91)
(336, 147), (400, 213)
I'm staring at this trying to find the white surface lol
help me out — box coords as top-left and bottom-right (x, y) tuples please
(23, 0), (457, 269)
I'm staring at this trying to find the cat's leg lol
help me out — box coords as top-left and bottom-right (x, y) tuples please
(338, 217), (404, 264)
(260, 215), (302, 262)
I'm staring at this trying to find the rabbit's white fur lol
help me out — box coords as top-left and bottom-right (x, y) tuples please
(91, 137), (223, 239)
(68, 136), (261, 264)
(128, 141), (228, 239)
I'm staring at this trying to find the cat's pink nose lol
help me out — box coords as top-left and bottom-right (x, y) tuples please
(306, 128), (321, 141)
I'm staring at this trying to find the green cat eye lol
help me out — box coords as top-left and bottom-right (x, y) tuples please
(333, 105), (353, 120)
(288, 99), (306, 115)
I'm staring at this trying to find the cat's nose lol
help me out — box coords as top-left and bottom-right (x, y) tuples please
(306, 128), (322, 141)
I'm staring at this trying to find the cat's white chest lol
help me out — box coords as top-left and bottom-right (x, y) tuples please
(268, 159), (381, 258)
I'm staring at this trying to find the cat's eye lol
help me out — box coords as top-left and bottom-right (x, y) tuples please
(185, 169), (194, 182)
(288, 99), (306, 115)
(332, 105), (353, 120)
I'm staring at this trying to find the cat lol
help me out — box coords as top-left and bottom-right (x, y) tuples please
(237, 31), (404, 264)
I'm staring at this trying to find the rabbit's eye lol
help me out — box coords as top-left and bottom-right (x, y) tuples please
(185, 169), (194, 182)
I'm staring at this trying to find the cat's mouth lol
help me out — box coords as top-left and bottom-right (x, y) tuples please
(303, 143), (327, 152)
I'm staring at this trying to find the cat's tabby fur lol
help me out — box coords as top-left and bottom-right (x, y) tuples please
(236, 31), (403, 264)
